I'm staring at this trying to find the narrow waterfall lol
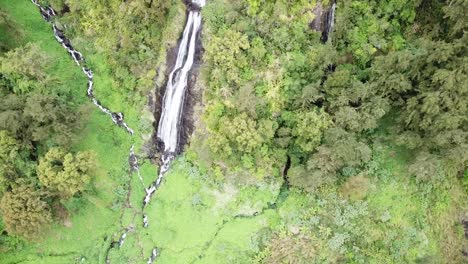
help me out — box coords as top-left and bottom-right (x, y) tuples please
(321, 0), (336, 43)
(31, 0), (206, 262)
(144, 1), (205, 261)
(143, 0), (205, 207)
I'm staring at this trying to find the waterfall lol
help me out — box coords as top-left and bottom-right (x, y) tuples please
(143, 0), (204, 207)
(321, 0), (336, 43)
(142, 1), (205, 261)
(31, 0), (206, 262)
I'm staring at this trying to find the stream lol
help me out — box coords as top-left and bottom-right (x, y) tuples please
(31, 0), (135, 136)
(322, 0), (336, 42)
(143, 0), (205, 208)
(31, 0), (205, 263)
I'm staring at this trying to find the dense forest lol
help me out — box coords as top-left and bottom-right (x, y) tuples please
(0, 0), (467, 263)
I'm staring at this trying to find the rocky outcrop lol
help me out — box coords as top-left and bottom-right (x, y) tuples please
(310, 1), (337, 43)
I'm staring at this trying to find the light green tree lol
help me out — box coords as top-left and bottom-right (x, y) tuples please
(0, 131), (20, 193)
(0, 43), (49, 94)
(37, 148), (96, 198)
(292, 109), (332, 153)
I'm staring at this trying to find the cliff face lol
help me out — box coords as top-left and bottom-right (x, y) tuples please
(310, 1), (336, 42)
(310, 3), (326, 32)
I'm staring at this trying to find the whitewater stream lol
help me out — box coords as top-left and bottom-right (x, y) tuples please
(31, 0), (205, 263)
(322, 0), (336, 42)
(143, 0), (205, 207)
(31, 0), (135, 135)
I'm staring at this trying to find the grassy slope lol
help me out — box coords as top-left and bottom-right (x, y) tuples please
(0, 1), (144, 263)
(115, 143), (464, 263)
(112, 157), (280, 263)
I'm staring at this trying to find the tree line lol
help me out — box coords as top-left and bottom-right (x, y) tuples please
(191, 0), (467, 191)
(0, 42), (96, 239)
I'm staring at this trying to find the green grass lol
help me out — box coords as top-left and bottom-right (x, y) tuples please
(0, 1), (148, 263)
(108, 158), (282, 263)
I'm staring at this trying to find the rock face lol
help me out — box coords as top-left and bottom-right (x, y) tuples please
(156, 11), (203, 156)
(310, 3), (326, 32)
(310, 1), (337, 43)
(143, 0), (205, 207)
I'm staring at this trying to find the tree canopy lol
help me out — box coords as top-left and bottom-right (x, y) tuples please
(37, 147), (96, 198)
(0, 184), (52, 238)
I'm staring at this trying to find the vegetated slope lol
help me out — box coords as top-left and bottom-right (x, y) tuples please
(114, 0), (466, 263)
(0, 0), (144, 263)
(171, 0), (465, 263)
(0, 0), (466, 264)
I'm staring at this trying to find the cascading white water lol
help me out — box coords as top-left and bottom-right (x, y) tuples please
(143, 0), (204, 208)
(31, 0), (134, 136)
(31, 0), (136, 261)
(157, 11), (203, 154)
(143, 2), (205, 262)
(323, 0), (336, 43)
(32, 0), (206, 262)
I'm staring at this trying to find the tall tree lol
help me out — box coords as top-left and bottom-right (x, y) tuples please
(0, 131), (36, 194)
(0, 43), (49, 94)
(37, 148), (96, 198)
(0, 184), (52, 238)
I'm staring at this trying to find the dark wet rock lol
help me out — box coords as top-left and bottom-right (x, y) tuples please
(186, 0), (202, 11)
(53, 24), (65, 38)
(39, 7), (51, 21)
(143, 214), (149, 228)
(310, 3), (325, 32)
(61, 4), (70, 15)
(62, 40), (73, 50)
(147, 248), (159, 264)
(179, 20), (203, 154)
(46, 7), (57, 17)
(463, 219), (468, 239)
(321, 1), (336, 42)
(148, 33), (181, 157)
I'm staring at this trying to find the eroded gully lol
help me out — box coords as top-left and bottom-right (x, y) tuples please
(31, 0), (205, 263)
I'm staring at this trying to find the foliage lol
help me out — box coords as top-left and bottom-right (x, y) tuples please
(0, 0), (142, 259)
(291, 109), (332, 153)
(50, 0), (180, 95)
(0, 184), (52, 238)
(340, 174), (371, 200)
(0, 0), (466, 262)
(0, 131), (35, 194)
(334, 0), (418, 66)
(0, 43), (50, 94)
(37, 147), (96, 198)
(258, 233), (318, 264)
(371, 38), (467, 148)
(0, 44), (83, 145)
